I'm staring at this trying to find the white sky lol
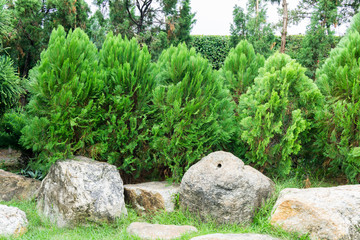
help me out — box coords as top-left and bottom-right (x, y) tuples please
(87, 0), (348, 36)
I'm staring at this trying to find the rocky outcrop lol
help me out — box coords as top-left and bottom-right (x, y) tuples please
(180, 151), (274, 224)
(127, 222), (197, 240)
(271, 185), (360, 240)
(124, 181), (179, 214)
(37, 156), (127, 227)
(0, 169), (41, 201)
(190, 233), (281, 240)
(0, 205), (28, 237)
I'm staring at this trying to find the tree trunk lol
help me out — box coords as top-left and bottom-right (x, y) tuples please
(280, 0), (288, 53)
(256, 0), (259, 17)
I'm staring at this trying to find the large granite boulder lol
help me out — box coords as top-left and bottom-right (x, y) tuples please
(0, 169), (41, 201)
(271, 185), (360, 240)
(124, 181), (179, 214)
(127, 222), (198, 239)
(180, 151), (274, 224)
(190, 233), (281, 240)
(0, 205), (28, 237)
(37, 156), (127, 227)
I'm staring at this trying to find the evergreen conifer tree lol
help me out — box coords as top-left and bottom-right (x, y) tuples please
(151, 43), (235, 181)
(315, 12), (360, 182)
(238, 53), (323, 175)
(21, 26), (103, 171)
(97, 33), (155, 177)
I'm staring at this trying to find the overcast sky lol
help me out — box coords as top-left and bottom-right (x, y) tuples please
(87, 0), (348, 36)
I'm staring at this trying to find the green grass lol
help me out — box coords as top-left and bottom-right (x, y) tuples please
(0, 176), (336, 240)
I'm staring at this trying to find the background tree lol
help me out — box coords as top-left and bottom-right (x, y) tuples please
(96, 0), (195, 57)
(297, 0), (339, 79)
(230, 0), (275, 58)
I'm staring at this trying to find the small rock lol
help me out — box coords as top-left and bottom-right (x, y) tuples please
(0, 169), (41, 201)
(0, 149), (21, 170)
(0, 205), (28, 237)
(271, 185), (360, 240)
(190, 233), (281, 240)
(37, 156), (127, 227)
(180, 151), (274, 224)
(124, 181), (179, 214)
(127, 222), (198, 240)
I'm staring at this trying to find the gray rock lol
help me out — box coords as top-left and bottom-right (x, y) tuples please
(124, 181), (179, 214)
(0, 205), (28, 237)
(0, 169), (41, 201)
(37, 156), (127, 227)
(0, 148), (21, 170)
(190, 233), (282, 240)
(127, 222), (198, 240)
(271, 185), (360, 240)
(180, 151), (274, 224)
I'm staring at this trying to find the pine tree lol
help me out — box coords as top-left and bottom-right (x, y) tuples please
(21, 26), (103, 172)
(151, 43), (235, 181)
(315, 12), (360, 182)
(96, 32), (155, 177)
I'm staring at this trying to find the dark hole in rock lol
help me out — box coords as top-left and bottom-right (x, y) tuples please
(217, 163), (222, 168)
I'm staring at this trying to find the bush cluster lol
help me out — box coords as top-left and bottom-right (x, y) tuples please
(4, 12), (360, 183)
(190, 35), (232, 70)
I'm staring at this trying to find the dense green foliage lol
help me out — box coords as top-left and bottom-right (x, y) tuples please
(0, 56), (22, 116)
(238, 53), (323, 175)
(0, 107), (26, 148)
(21, 26), (103, 171)
(96, 32), (155, 177)
(151, 43), (235, 180)
(297, 0), (339, 79)
(218, 40), (265, 158)
(230, 1), (276, 58)
(220, 40), (265, 101)
(315, 14), (360, 181)
(189, 35), (232, 70)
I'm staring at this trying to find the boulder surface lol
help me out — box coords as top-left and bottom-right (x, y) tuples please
(271, 185), (360, 240)
(127, 222), (197, 240)
(180, 151), (274, 224)
(0, 205), (28, 237)
(37, 156), (127, 227)
(190, 233), (281, 240)
(0, 169), (41, 201)
(124, 181), (179, 214)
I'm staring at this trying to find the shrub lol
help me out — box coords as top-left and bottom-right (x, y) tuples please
(151, 43), (235, 181)
(315, 27), (360, 182)
(0, 107), (26, 149)
(96, 33), (155, 177)
(21, 26), (103, 171)
(0, 56), (22, 117)
(218, 40), (265, 158)
(220, 40), (265, 103)
(238, 53), (324, 176)
(189, 35), (231, 70)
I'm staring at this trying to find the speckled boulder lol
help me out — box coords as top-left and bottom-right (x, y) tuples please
(180, 151), (274, 224)
(37, 156), (127, 227)
(0, 205), (28, 237)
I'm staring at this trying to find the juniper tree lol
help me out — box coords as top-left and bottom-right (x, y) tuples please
(238, 53), (323, 176)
